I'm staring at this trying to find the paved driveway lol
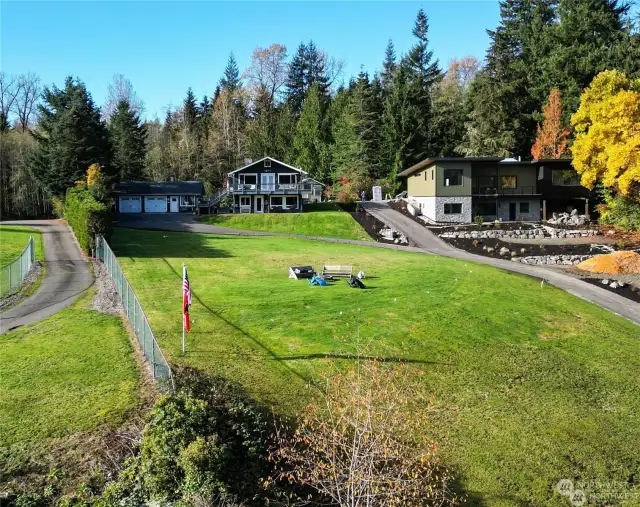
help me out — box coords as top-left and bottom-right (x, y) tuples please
(0, 220), (93, 333)
(362, 202), (640, 326)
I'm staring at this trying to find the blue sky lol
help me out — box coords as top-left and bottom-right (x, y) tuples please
(1, 1), (501, 120)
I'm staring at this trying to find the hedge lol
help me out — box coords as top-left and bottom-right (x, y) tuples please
(64, 186), (111, 253)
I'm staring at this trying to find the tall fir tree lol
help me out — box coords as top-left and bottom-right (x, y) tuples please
(220, 52), (240, 92)
(285, 41), (330, 115)
(183, 88), (198, 130)
(109, 99), (147, 181)
(30, 77), (111, 196)
(403, 8), (441, 163)
(380, 39), (397, 93)
(291, 83), (329, 181)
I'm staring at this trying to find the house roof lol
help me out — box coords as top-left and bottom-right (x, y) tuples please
(113, 180), (205, 196)
(301, 177), (326, 186)
(398, 157), (573, 178)
(227, 156), (308, 175)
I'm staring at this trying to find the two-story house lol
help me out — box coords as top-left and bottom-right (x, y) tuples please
(226, 157), (315, 213)
(399, 157), (590, 224)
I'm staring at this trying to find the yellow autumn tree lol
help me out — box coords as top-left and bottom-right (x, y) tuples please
(570, 70), (640, 196)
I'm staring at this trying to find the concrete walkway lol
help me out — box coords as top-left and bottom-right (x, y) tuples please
(362, 202), (640, 326)
(0, 220), (93, 333)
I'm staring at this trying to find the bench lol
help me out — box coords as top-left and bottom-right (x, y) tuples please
(321, 265), (353, 279)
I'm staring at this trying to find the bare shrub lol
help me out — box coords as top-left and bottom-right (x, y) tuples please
(267, 360), (463, 506)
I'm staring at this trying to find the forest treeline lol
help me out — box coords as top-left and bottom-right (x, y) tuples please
(1, 0), (639, 218)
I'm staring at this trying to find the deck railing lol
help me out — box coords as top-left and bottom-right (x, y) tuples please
(228, 182), (314, 193)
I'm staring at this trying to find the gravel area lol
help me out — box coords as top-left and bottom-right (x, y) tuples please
(0, 262), (43, 311)
(91, 259), (123, 315)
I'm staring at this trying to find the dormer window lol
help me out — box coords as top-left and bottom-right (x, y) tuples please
(264, 159), (271, 168)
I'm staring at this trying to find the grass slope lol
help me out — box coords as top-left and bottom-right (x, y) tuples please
(0, 290), (141, 447)
(0, 225), (44, 266)
(198, 202), (371, 240)
(111, 228), (640, 506)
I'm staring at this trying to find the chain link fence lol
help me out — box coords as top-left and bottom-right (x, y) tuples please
(1, 236), (35, 298)
(96, 235), (175, 392)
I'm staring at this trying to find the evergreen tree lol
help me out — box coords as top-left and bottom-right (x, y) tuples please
(30, 77), (111, 196)
(403, 8), (441, 162)
(183, 88), (198, 130)
(291, 83), (329, 181)
(285, 41), (330, 115)
(109, 99), (147, 181)
(220, 52), (240, 92)
(380, 39), (397, 93)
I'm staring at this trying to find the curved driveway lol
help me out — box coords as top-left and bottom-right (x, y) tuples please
(0, 220), (93, 334)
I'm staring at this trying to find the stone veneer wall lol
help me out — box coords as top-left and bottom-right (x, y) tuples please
(434, 196), (472, 223)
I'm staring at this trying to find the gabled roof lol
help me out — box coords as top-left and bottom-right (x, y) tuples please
(227, 156), (308, 175)
(113, 180), (205, 196)
(301, 177), (325, 186)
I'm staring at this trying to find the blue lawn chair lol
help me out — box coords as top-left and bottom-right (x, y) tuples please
(308, 275), (327, 286)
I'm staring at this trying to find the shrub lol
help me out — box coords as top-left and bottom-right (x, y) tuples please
(474, 215), (484, 227)
(64, 186), (111, 253)
(598, 190), (640, 231)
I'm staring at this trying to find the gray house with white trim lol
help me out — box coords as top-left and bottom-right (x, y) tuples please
(227, 157), (315, 213)
(113, 181), (204, 213)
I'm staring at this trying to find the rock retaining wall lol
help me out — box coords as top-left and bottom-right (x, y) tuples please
(440, 228), (599, 240)
(510, 254), (594, 265)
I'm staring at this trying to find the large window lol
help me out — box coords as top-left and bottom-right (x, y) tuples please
(444, 169), (463, 186)
(501, 175), (517, 189)
(239, 196), (251, 207)
(270, 196), (284, 207)
(552, 170), (581, 186)
(285, 196), (298, 207)
(520, 202), (530, 213)
(476, 201), (497, 216)
(444, 203), (463, 214)
(180, 196), (195, 206)
(278, 174), (298, 184)
(238, 174), (257, 186)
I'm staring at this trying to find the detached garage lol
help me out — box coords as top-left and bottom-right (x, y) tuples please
(114, 181), (205, 214)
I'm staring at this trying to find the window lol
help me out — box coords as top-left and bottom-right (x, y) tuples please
(476, 201), (497, 216)
(444, 203), (463, 214)
(270, 196), (284, 207)
(444, 169), (463, 186)
(240, 196), (251, 207)
(239, 174), (257, 185)
(424, 171), (427, 181)
(278, 174), (298, 184)
(519, 202), (530, 213)
(501, 175), (517, 189)
(552, 170), (581, 186)
(432, 169), (434, 181)
(180, 195), (195, 206)
(285, 196), (298, 207)
(264, 159), (271, 168)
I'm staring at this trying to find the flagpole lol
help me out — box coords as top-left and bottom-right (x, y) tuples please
(182, 263), (186, 355)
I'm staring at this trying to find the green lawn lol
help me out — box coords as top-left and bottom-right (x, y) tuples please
(111, 228), (640, 506)
(198, 202), (371, 240)
(0, 289), (141, 447)
(0, 225), (44, 266)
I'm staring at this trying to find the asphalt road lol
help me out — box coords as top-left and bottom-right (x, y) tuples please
(0, 220), (93, 334)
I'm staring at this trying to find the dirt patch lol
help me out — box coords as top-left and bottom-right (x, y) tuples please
(440, 236), (608, 260)
(576, 251), (640, 275)
(337, 203), (398, 245)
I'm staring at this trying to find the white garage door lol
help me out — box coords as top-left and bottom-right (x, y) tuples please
(144, 196), (167, 213)
(119, 196), (141, 213)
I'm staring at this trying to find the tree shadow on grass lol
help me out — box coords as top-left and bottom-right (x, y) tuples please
(110, 227), (233, 259)
(275, 353), (453, 366)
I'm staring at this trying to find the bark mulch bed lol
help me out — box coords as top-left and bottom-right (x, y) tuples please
(581, 277), (640, 304)
(338, 203), (398, 245)
(441, 236), (606, 259)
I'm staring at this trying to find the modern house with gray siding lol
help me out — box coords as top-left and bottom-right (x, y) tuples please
(114, 181), (205, 213)
(399, 157), (590, 224)
(227, 157), (315, 213)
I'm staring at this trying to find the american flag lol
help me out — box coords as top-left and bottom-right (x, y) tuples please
(183, 265), (192, 332)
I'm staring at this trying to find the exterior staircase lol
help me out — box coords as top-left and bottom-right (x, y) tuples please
(205, 187), (229, 206)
